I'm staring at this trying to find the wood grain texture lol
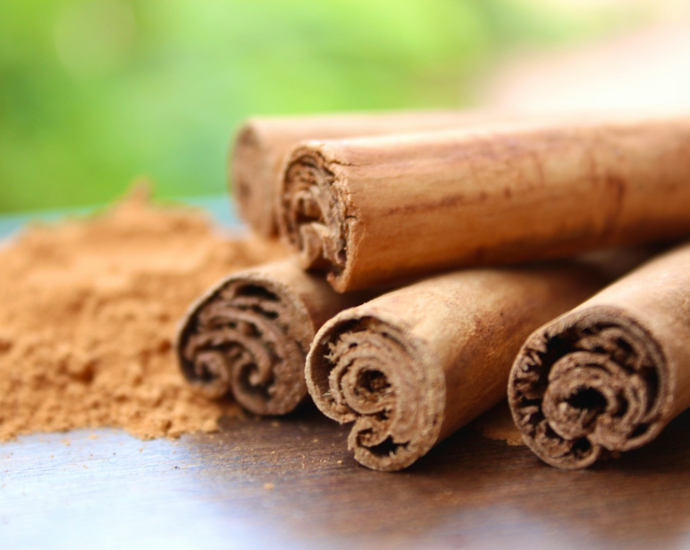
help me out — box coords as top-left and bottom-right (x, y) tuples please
(4, 405), (690, 549)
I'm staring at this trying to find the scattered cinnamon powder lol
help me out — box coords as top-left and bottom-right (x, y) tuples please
(0, 186), (286, 441)
(470, 402), (525, 446)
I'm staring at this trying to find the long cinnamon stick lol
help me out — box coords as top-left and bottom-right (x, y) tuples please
(176, 260), (373, 415)
(509, 242), (690, 469)
(278, 115), (690, 292)
(232, 110), (499, 236)
(306, 258), (634, 471)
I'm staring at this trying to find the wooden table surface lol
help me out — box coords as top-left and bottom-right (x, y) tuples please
(2, 199), (690, 549)
(3, 405), (690, 549)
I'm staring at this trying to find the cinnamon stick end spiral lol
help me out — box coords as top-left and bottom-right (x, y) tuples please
(509, 306), (671, 469)
(306, 313), (445, 471)
(177, 272), (313, 416)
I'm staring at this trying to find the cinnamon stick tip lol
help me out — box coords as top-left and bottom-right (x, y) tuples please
(508, 305), (672, 469)
(306, 308), (445, 471)
(176, 265), (314, 416)
(175, 280), (234, 398)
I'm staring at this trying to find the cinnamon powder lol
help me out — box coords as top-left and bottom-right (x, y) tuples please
(470, 403), (524, 446)
(0, 186), (286, 441)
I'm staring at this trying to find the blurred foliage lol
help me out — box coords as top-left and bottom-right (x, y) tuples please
(0, 0), (647, 212)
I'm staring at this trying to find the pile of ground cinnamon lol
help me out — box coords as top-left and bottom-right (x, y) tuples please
(0, 186), (285, 441)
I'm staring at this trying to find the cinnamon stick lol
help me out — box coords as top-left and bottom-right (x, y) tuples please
(509, 242), (690, 469)
(306, 258), (634, 471)
(176, 259), (373, 415)
(232, 110), (499, 236)
(278, 115), (690, 292)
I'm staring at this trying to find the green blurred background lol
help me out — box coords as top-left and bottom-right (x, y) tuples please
(0, 0), (655, 213)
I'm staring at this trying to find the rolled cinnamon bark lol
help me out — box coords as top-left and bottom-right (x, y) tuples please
(232, 110), (499, 236)
(306, 259), (627, 471)
(176, 260), (373, 415)
(279, 115), (690, 292)
(509, 242), (690, 469)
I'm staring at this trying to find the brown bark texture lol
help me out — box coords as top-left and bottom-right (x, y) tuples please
(176, 259), (373, 415)
(231, 110), (500, 236)
(509, 241), (690, 469)
(278, 115), (690, 292)
(305, 258), (632, 471)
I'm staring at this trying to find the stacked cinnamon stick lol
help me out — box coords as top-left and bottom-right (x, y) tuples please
(177, 110), (690, 471)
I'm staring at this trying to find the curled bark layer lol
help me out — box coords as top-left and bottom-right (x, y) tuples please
(231, 110), (500, 237)
(278, 115), (690, 292)
(509, 242), (690, 469)
(306, 261), (616, 471)
(177, 260), (371, 415)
